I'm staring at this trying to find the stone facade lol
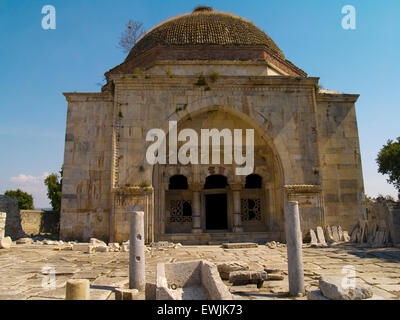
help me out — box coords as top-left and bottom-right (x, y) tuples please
(60, 8), (365, 244)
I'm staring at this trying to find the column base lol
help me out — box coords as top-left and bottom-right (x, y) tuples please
(232, 227), (243, 233)
(191, 228), (202, 234)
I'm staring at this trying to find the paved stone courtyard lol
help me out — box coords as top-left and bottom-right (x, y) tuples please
(1, 243), (400, 300)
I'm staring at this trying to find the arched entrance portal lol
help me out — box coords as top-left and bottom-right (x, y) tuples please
(152, 106), (285, 244)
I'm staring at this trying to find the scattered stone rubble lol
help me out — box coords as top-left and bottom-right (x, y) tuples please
(308, 225), (350, 247)
(350, 220), (391, 247)
(150, 241), (182, 249)
(265, 241), (286, 249)
(307, 276), (374, 300)
(349, 199), (400, 248)
(10, 238), (184, 254)
(216, 260), (286, 286)
(216, 261), (249, 280)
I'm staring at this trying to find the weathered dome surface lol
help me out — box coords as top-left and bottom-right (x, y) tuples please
(126, 7), (285, 62)
(105, 7), (307, 79)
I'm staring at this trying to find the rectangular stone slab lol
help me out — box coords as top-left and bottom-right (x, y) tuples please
(222, 243), (258, 249)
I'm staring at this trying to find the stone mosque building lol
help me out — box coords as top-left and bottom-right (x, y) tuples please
(61, 7), (365, 244)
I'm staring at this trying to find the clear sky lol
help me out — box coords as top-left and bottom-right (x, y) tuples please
(0, 0), (399, 208)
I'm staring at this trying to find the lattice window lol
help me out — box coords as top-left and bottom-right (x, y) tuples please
(241, 199), (261, 221)
(169, 200), (192, 223)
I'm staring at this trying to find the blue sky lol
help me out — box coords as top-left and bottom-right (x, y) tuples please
(0, 0), (399, 207)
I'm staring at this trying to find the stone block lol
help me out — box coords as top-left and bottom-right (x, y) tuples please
(319, 276), (373, 300)
(145, 282), (156, 300)
(115, 288), (139, 300)
(331, 226), (340, 242)
(266, 274), (284, 281)
(316, 226), (327, 245)
(338, 226), (344, 241)
(229, 271), (267, 287)
(156, 260), (232, 300)
(222, 242), (258, 249)
(309, 229), (318, 245)
(343, 231), (350, 242)
(216, 261), (249, 280)
(325, 226), (335, 243)
(90, 238), (107, 247)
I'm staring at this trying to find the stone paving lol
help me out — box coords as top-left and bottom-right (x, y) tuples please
(1, 243), (400, 300)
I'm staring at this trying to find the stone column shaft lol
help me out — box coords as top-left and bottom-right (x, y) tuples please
(65, 279), (90, 300)
(232, 190), (243, 232)
(285, 201), (305, 296)
(129, 210), (146, 291)
(192, 191), (202, 233)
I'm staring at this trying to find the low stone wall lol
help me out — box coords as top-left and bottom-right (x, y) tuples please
(20, 210), (43, 235)
(350, 200), (400, 246)
(20, 210), (59, 236)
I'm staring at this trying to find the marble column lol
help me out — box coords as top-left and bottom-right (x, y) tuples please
(128, 210), (146, 291)
(191, 183), (202, 233)
(231, 184), (243, 232)
(285, 201), (305, 296)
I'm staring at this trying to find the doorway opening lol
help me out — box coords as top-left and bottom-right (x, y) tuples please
(205, 194), (228, 230)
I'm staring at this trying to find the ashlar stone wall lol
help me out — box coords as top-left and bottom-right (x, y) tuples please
(61, 64), (365, 242)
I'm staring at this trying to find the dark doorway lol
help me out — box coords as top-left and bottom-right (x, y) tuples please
(205, 194), (228, 230)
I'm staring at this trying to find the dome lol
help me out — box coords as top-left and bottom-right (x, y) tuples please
(125, 6), (286, 62)
(105, 6), (307, 79)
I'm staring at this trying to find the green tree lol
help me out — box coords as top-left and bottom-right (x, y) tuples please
(44, 166), (63, 213)
(4, 189), (34, 210)
(376, 137), (400, 199)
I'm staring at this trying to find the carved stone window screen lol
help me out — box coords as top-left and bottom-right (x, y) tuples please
(241, 198), (261, 221)
(169, 200), (192, 223)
